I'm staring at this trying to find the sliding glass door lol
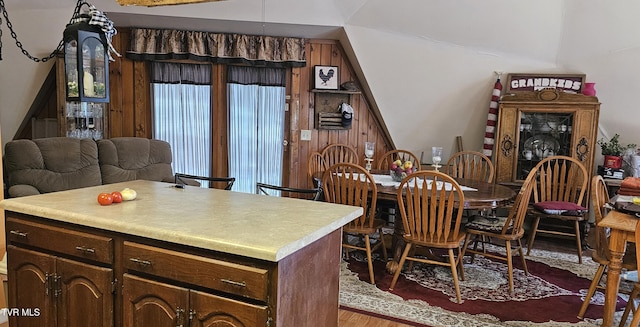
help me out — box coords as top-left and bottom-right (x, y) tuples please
(151, 62), (212, 183)
(227, 66), (286, 194)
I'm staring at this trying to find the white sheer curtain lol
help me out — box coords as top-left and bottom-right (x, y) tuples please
(228, 66), (285, 194)
(151, 62), (212, 184)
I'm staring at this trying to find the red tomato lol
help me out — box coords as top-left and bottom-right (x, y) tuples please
(111, 191), (123, 203)
(97, 193), (113, 206)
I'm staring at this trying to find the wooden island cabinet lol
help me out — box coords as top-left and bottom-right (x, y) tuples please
(2, 180), (362, 327)
(7, 217), (114, 327)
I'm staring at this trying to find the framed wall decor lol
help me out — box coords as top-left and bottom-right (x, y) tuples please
(314, 65), (339, 90)
(505, 73), (586, 94)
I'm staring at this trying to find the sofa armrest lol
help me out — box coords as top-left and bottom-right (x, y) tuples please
(8, 185), (41, 198)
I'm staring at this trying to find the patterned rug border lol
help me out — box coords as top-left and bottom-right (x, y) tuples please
(339, 244), (629, 327)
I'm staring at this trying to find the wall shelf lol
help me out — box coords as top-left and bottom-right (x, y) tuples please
(313, 89), (360, 130)
(311, 89), (361, 95)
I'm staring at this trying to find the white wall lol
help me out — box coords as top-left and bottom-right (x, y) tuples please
(560, 1), (640, 139)
(1, 0), (638, 164)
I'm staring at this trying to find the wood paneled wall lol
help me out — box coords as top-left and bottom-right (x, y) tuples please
(107, 30), (392, 189)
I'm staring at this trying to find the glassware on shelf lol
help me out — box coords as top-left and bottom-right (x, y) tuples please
(65, 101), (105, 140)
(364, 141), (375, 172)
(432, 146), (443, 172)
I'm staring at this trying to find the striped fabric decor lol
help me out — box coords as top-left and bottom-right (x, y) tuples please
(482, 75), (503, 159)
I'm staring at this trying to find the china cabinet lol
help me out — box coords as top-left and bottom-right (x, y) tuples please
(494, 89), (600, 185)
(56, 57), (108, 139)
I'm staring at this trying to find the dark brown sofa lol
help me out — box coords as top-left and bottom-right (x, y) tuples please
(4, 137), (176, 198)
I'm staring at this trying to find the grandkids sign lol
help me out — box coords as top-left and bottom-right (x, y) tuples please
(505, 73), (586, 94)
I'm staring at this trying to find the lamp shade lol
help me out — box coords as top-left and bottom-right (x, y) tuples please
(63, 15), (109, 103)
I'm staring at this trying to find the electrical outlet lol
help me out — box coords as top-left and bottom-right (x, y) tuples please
(301, 130), (312, 141)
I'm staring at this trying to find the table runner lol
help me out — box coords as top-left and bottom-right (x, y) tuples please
(370, 174), (477, 191)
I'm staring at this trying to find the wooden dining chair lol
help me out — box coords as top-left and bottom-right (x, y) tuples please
(445, 150), (496, 220)
(579, 175), (637, 319)
(445, 151), (494, 183)
(321, 144), (359, 167)
(322, 163), (388, 284)
(460, 167), (535, 293)
(389, 171), (466, 304)
(307, 151), (326, 188)
(526, 155), (589, 263)
(175, 173), (236, 190)
(377, 149), (422, 171)
(256, 182), (322, 201)
(376, 149), (421, 224)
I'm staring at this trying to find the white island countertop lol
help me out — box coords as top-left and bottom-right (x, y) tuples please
(0, 180), (362, 262)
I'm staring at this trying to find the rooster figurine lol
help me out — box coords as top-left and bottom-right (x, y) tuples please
(318, 68), (335, 86)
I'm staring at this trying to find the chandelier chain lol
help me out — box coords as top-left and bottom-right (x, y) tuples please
(0, 0), (85, 62)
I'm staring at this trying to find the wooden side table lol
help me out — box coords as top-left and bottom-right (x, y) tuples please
(598, 210), (638, 327)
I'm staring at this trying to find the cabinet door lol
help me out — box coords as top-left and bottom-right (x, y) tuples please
(495, 105), (518, 182)
(122, 274), (189, 327)
(189, 289), (268, 327)
(56, 57), (108, 139)
(495, 91), (599, 186)
(7, 246), (56, 327)
(515, 111), (575, 181)
(56, 257), (114, 327)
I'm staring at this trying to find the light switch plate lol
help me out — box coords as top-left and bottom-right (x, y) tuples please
(301, 130), (312, 141)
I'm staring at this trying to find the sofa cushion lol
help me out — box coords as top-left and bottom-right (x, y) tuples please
(4, 138), (102, 197)
(97, 137), (174, 185)
(8, 184), (42, 198)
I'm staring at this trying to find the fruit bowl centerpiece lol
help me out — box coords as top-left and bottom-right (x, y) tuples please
(390, 159), (417, 182)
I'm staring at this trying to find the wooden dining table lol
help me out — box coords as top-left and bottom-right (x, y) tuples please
(316, 169), (517, 273)
(374, 175), (516, 210)
(598, 209), (639, 327)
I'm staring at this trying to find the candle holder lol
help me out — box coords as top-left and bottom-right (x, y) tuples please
(364, 142), (375, 172)
(431, 146), (443, 172)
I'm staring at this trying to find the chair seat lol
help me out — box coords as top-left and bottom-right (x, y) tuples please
(466, 216), (512, 234)
(533, 201), (587, 216)
(402, 231), (467, 249)
(530, 209), (587, 222)
(344, 218), (387, 235)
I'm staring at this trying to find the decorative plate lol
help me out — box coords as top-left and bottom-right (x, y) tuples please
(523, 135), (560, 159)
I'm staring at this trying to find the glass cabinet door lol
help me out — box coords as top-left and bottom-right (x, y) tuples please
(516, 111), (573, 180)
(65, 102), (104, 139)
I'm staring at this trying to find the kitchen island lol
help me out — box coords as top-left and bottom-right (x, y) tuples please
(1, 180), (362, 327)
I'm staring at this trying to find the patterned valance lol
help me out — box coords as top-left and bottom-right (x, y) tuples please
(126, 28), (306, 68)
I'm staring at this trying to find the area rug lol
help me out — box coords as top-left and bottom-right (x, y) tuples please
(339, 244), (635, 327)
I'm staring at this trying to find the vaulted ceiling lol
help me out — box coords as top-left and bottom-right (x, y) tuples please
(2, 0), (638, 156)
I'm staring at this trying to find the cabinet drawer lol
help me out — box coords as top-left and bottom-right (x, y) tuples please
(6, 217), (114, 264)
(123, 241), (269, 302)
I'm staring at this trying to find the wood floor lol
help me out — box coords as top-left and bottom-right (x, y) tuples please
(339, 309), (414, 327)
